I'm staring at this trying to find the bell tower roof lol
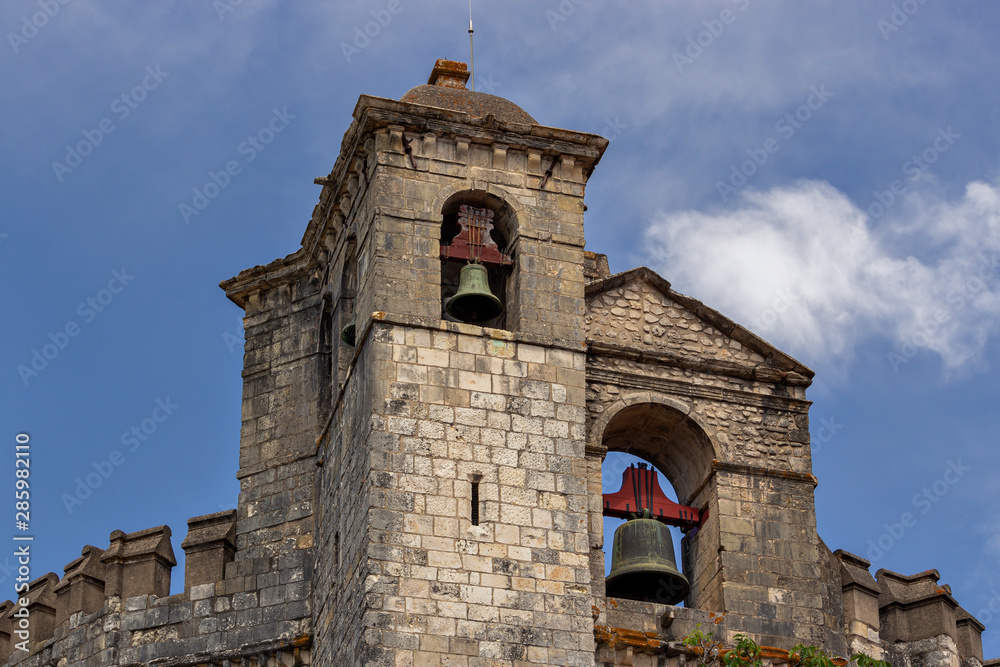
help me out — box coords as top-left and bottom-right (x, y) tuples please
(400, 59), (537, 125)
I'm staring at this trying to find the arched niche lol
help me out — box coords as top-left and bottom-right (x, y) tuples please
(595, 396), (717, 505)
(335, 236), (358, 384)
(437, 189), (518, 330)
(318, 295), (334, 425)
(595, 397), (719, 609)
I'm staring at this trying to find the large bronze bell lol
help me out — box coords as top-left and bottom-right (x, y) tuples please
(446, 263), (502, 323)
(606, 514), (690, 605)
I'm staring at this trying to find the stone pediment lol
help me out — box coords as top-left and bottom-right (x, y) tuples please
(585, 267), (813, 380)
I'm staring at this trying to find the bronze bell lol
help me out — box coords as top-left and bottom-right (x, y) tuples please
(446, 263), (502, 323)
(341, 320), (356, 346)
(606, 513), (690, 605)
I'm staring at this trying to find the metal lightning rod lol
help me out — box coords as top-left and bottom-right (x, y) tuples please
(468, 0), (475, 91)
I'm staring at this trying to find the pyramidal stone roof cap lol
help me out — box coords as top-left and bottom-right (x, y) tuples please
(834, 549), (880, 596)
(400, 59), (537, 126)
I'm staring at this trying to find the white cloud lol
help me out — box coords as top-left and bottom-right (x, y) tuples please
(644, 177), (1000, 374)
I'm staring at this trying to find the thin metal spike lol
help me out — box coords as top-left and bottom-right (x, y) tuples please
(469, 0), (475, 91)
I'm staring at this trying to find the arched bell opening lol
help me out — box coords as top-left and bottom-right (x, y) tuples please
(601, 452), (691, 606)
(598, 400), (717, 609)
(439, 190), (516, 330)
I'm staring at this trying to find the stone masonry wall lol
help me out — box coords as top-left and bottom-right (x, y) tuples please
(232, 268), (322, 562)
(353, 320), (594, 667)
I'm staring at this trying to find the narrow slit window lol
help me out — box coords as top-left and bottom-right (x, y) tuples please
(471, 481), (480, 526)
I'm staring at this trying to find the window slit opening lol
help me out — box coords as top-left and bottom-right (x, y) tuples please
(471, 481), (480, 526)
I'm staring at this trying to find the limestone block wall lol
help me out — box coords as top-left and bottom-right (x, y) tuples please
(0, 516), (312, 667)
(222, 256), (321, 566)
(313, 326), (378, 667)
(338, 319), (594, 667)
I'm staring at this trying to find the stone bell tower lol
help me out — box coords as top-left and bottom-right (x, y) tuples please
(305, 60), (609, 666)
(2, 58), (988, 667)
(222, 59), (849, 666)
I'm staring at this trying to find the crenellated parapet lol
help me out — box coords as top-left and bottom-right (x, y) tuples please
(0, 508), (312, 667)
(835, 550), (884, 658)
(830, 551), (986, 667)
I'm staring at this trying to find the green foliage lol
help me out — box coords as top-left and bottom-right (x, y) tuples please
(790, 644), (836, 667)
(682, 623), (723, 667)
(723, 633), (763, 667)
(850, 652), (891, 667)
(682, 629), (891, 667)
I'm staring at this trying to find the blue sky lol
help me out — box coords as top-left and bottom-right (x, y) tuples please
(2, 0), (999, 656)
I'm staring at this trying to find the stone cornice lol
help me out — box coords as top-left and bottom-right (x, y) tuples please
(586, 362), (811, 414)
(220, 248), (312, 309)
(300, 94), (609, 271)
(687, 460), (818, 504)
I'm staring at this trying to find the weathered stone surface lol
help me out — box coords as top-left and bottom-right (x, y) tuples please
(3, 60), (987, 667)
(181, 510), (237, 592)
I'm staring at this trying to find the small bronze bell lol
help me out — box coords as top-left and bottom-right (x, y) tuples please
(606, 513), (690, 605)
(341, 320), (356, 346)
(446, 263), (502, 323)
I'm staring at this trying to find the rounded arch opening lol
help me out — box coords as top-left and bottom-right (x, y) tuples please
(600, 401), (715, 504)
(599, 401), (716, 607)
(439, 190), (517, 330)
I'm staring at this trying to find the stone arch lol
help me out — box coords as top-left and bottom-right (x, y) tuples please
(430, 181), (527, 232)
(594, 392), (717, 504)
(434, 185), (521, 330)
